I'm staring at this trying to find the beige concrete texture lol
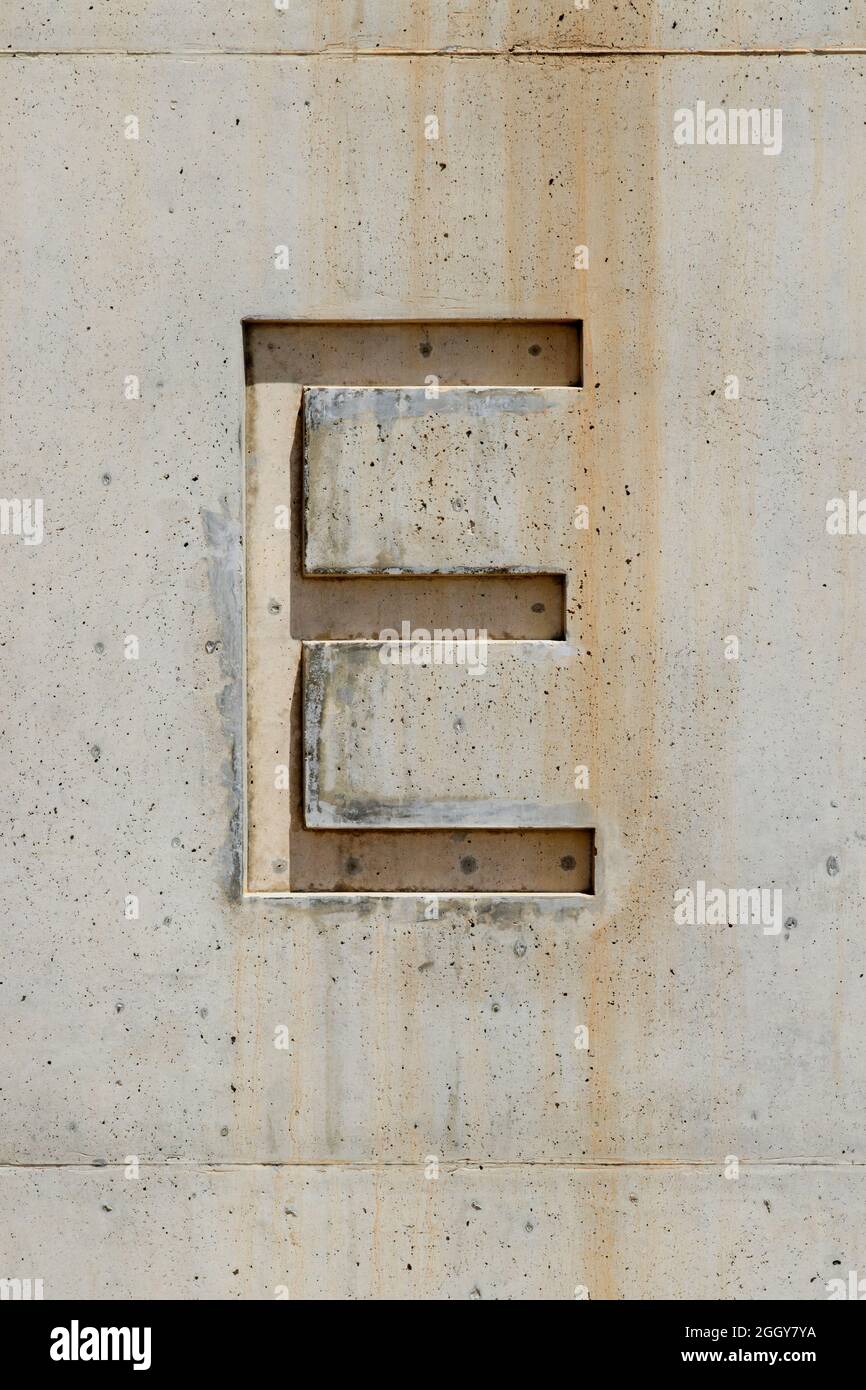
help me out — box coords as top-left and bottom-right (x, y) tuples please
(0, 1163), (861, 1300)
(303, 386), (578, 575)
(2, 2), (864, 53)
(1, 32), (865, 1298)
(303, 640), (590, 828)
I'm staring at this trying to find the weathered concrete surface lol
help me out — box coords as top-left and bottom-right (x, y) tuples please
(2, 3), (863, 53)
(303, 641), (590, 829)
(303, 387), (578, 575)
(0, 1163), (862, 1299)
(1, 47), (866, 1297)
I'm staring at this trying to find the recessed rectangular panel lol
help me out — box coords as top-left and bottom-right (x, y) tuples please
(289, 827), (594, 894)
(291, 573), (566, 641)
(246, 320), (582, 388)
(303, 641), (590, 831)
(245, 320), (594, 896)
(303, 386), (579, 575)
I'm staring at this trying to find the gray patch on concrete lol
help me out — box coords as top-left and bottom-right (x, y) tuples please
(302, 643), (326, 825)
(202, 504), (244, 901)
(304, 385), (551, 431)
(308, 795), (591, 830)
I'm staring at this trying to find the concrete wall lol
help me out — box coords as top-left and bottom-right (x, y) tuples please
(1, 8), (865, 1298)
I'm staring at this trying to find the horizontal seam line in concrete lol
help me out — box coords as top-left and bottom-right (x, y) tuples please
(2, 48), (865, 58)
(0, 1160), (863, 1171)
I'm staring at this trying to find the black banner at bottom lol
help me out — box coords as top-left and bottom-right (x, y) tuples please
(1, 1298), (859, 1374)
